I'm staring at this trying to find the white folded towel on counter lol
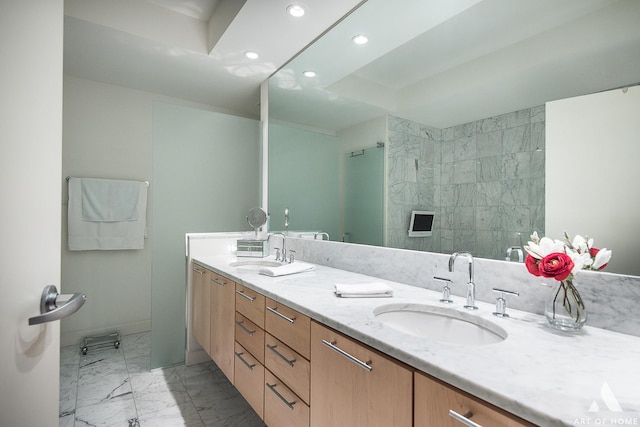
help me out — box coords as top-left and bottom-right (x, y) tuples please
(259, 262), (316, 277)
(334, 282), (394, 298)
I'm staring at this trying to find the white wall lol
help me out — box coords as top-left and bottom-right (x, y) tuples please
(61, 76), (257, 347)
(546, 86), (640, 276)
(61, 77), (153, 345)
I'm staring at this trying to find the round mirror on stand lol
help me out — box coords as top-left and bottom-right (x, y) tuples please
(246, 207), (268, 238)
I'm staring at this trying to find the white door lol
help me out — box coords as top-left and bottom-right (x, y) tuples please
(0, 1), (65, 426)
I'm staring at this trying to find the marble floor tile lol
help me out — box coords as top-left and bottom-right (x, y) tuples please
(74, 394), (138, 427)
(62, 332), (261, 427)
(76, 372), (133, 408)
(138, 401), (205, 427)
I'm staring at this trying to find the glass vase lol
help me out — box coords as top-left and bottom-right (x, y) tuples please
(545, 279), (587, 332)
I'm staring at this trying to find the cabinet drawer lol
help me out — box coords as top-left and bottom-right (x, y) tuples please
(310, 321), (412, 427)
(265, 298), (310, 359)
(265, 333), (310, 404)
(414, 371), (534, 427)
(235, 312), (265, 364)
(234, 342), (264, 419)
(235, 284), (265, 328)
(265, 369), (309, 427)
(210, 270), (231, 287)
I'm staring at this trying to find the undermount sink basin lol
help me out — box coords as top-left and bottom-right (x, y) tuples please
(373, 304), (507, 346)
(229, 260), (284, 271)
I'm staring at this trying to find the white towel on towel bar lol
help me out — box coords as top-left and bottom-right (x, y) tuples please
(81, 178), (140, 221)
(68, 177), (148, 250)
(334, 282), (394, 298)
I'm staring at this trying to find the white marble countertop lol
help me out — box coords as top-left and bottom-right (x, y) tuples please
(194, 254), (640, 426)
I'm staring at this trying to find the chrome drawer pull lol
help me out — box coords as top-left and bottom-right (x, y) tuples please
(234, 351), (255, 370)
(235, 290), (256, 302)
(322, 339), (372, 372)
(449, 410), (482, 427)
(266, 343), (296, 367)
(267, 306), (295, 323)
(211, 277), (226, 286)
(266, 382), (296, 410)
(192, 268), (204, 275)
(235, 320), (256, 336)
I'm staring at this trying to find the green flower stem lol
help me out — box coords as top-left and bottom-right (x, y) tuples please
(553, 279), (584, 324)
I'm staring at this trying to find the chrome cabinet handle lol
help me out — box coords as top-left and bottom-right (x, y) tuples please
(449, 410), (482, 427)
(267, 306), (295, 323)
(28, 285), (86, 326)
(235, 320), (256, 336)
(211, 277), (226, 286)
(322, 339), (372, 372)
(235, 290), (256, 302)
(266, 382), (296, 410)
(192, 268), (204, 275)
(266, 343), (296, 367)
(234, 351), (255, 370)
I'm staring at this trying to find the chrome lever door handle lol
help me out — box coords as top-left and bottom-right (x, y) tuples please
(28, 285), (86, 325)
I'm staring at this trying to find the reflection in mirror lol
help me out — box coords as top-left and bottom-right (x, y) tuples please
(267, 0), (640, 273)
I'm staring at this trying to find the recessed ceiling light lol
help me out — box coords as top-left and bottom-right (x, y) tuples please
(303, 70), (316, 77)
(244, 51), (259, 59)
(287, 5), (305, 17)
(352, 34), (369, 45)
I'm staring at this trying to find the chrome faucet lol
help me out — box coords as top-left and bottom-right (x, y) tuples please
(448, 251), (478, 310)
(314, 231), (330, 240)
(269, 232), (287, 262)
(505, 246), (524, 262)
(284, 208), (289, 233)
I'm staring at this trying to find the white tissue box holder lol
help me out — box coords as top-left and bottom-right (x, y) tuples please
(237, 239), (269, 257)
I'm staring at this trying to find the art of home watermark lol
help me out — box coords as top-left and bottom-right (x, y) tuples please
(573, 382), (638, 425)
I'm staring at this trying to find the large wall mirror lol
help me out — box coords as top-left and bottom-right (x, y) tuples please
(266, 0), (640, 274)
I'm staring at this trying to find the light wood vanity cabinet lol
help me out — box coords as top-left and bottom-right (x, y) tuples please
(414, 371), (535, 427)
(191, 263), (211, 356)
(264, 298), (311, 427)
(233, 283), (266, 419)
(310, 321), (413, 427)
(265, 369), (310, 427)
(234, 341), (265, 417)
(265, 298), (311, 359)
(209, 271), (235, 382)
(191, 264), (536, 427)
(234, 312), (265, 364)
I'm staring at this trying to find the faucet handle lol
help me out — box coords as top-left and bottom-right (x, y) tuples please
(492, 288), (520, 317)
(288, 250), (296, 264)
(274, 247), (281, 261)
(434, 277), (453, 303)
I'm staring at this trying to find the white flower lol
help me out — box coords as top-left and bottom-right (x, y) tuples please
(525, 236), (565, 259)
(592, 248), (612, 270)
(571, 235), (590, 253)
(568, 250), (593, 274)
(525, 231), (613, 273)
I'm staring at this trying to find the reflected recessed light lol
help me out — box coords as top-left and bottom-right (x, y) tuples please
(287, 4), (305, 17)
(244, 51), (259, 59)
(352, 34), (369, 45)
(303, 70), (316, 78)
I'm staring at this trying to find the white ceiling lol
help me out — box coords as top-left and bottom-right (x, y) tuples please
(63, 0), (364, 119)
(269, 0), (640, 131)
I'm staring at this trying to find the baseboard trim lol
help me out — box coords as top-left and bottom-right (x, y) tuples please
(60, 320), (151, 347)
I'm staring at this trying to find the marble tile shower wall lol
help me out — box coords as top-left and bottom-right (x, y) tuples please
(387, 116), (442, 252)
(386, 107), (545, 260)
